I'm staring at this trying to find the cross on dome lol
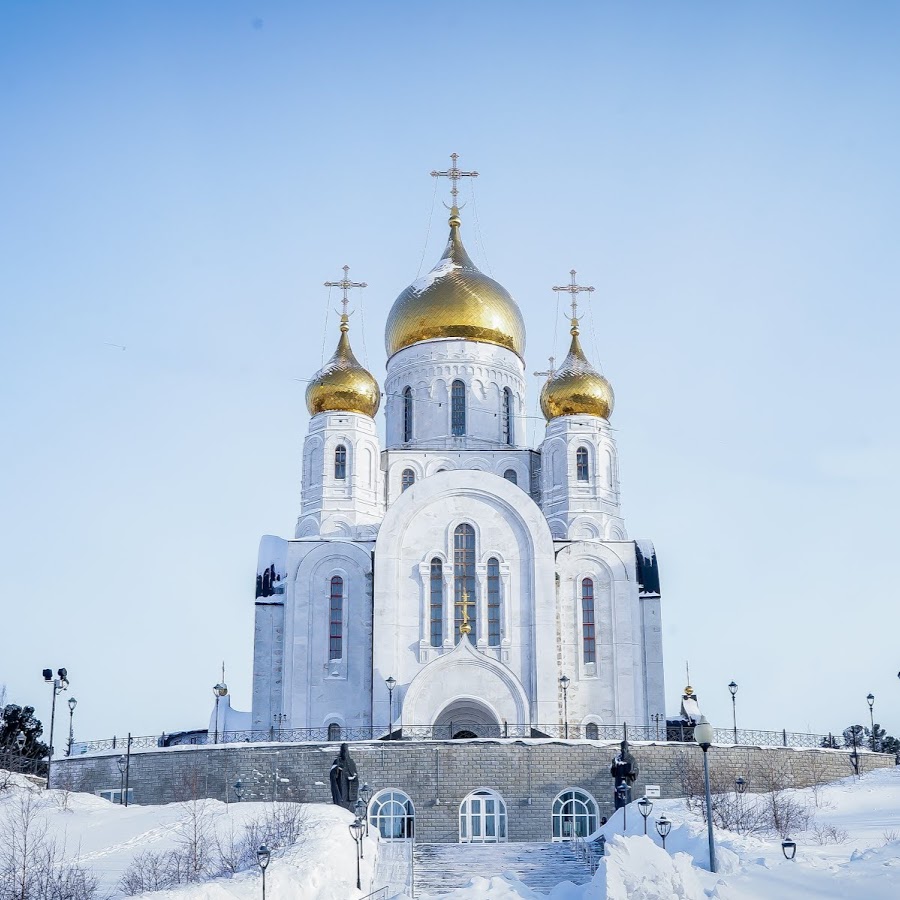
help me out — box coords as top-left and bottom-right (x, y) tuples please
(533, 356), (556, 379)
(430, 152), (479, 208)
(553, 269), (594, 328)
(324, 265), (368, 320)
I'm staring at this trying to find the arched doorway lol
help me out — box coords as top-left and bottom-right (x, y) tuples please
(369, 790), (415, 840)
(459, 789), (507, 843)
(434, 697), (501, 740)
(551, 788), (599, 840)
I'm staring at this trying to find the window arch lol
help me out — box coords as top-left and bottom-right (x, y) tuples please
(460, 789), (507, 843)
(503, 468), (518, 485)
(329, 576), (344, 660)
(576, 446), (589, 482)
(403, 386), (413, 442)
(487, 557), (501, 647)
(581, 578), (596, 664)
(585, 722), (599, 740)
(334, 445), (347, 479)
(502, 387), (514, 445)
(369, 790), (415, 840)
(430, 558), (443, 647)
(327, 723), (341, 741)
(552, 789), (598, 840)
(401, 468), (415, 492)
(451, 380), (466, 436)
(454, 524), (476, 644)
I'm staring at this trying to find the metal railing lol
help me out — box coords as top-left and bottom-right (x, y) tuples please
(359, 889), (388, 900)
(0, 749), (47, 776)
(571, 833), (605, 875)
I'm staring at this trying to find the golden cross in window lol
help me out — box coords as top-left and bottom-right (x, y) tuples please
(324, 265), (368, 318)
(431, 152), (479, 208)
(455, 585), (474, 636)
(553, 269), (594, 323)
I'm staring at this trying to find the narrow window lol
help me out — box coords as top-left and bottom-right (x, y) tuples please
(487, 557), (501, 647)
(585, 723), (599, 740)
(576, 447), (589, 482)
(502, 387), (514, 445)
(329, 576), (344, 659)
(403, 386), (413, 442)
(430, 558), (443, 647)
(503, 468), (517, 485)
(335, 445), (347, 480)
(327, 723), (341, 741)
(582, 578), (596, 663)
(454, 524), (476, 643)
(401, 468), (415, 492)
(451, 380), (466, 436)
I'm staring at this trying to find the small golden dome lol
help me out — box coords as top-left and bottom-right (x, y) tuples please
(385, 208), (526, 359)
(539, 320), (614, 421)
(306, 315), (380, 418)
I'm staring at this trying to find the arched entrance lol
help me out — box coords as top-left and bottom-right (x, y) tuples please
(434, 698), (501, 739)
(459, 789), (507, 843)
(551, 788), (599, 840)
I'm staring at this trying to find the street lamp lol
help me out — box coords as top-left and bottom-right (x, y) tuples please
(694, 715), (717, 874)
(735, 776), (747, 794)
(355, 799), (367, 857)
(616, 783), (629, 831)
(256, 845), (271, 900)
(385, 676), (396, 740)
(655, 815), (671, 850)
(867, 693), (876, 751)
(781, 839), (797, 860)
(66, 697), (77, 757)
(116, 755), (126, 805)
(728, 682), (738, 744)
(234, 779), (243, 802)
(349, 817), (364, 890)
(360, 782), (371, 836)
(637, 797), (653, 835)
(42, 667), (69, 788)
(559, 675), (570, 738)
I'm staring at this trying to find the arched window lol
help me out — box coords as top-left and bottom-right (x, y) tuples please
(327, 723), (341, 741)
(585, 722), (599, 740)
(369, 790), (415, 840)
(454, 524), (476, 643)
(581, 578), (596, 664)
(460, 789), (507, 843)
(552, 789), (598, 840)
(503, 468), (518, 485)
(334, 445), (347, 480)
(401, 468), (415, 492)
(487, 557), (501, 647)
(430, 558), (443, 647)
(451, 380), (466, 436)
(576, 446), (589, 482)
(329, 576), (344, 660)
(502, 387), (514, 445)
(403, 386), (413, 442)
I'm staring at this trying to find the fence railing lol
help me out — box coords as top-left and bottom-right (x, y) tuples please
(0, 749), (47, 776)
(67, 723), (892, 757)
(359, 889), (388, 900)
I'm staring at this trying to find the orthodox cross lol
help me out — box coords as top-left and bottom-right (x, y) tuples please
(455, 585), (474, 636)
(533, 356), (556, 379)
(324, 265), (367, 317)
(431, 152), (478, 207)
(553, 269), (595, 322)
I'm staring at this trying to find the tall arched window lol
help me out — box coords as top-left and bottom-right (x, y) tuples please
(503, 469), (518, 485)
(403, 386), (413, 442)
(576, 446), (589, 482)
(502, 387), (514, 445)
(369, 790), (415, 840)
(430, 558), (443, 647)
(551, 789), (598, 840)
(327, 723), (341, 741)
(487, 557), (501, 647)
(454, 524), (476, 643)
(451, 380), (466, 436)
(581, 578), (596, 663)
(401, 468), (415, 492)
(334, 445), (347, 480)
(329, 576), (344, 660)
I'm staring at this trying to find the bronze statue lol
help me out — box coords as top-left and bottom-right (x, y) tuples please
(610, 739), (639, 809)
(329, 742), (359, 810)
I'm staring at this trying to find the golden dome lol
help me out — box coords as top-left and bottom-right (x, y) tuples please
(385, 208), (526, 359)
(306, 315), (381, 418)
(539, 320), (614, 421)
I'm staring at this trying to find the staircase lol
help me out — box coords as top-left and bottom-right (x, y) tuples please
(413, 841), (592, 896)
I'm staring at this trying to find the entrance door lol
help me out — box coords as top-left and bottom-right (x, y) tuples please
(459, 789), (507, 843)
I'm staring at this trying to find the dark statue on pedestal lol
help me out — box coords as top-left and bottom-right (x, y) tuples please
(610, 739), (639, 808)
(329, 743), (359, 810)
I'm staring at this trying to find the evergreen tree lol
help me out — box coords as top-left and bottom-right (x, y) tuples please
(842, 724), (866, 749)
(820, 733), (840, 749)
(865, 723), (888, 752)
(0, 703), (49, 760)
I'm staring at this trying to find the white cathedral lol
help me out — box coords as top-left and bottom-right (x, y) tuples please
(246, 170), (665, 742)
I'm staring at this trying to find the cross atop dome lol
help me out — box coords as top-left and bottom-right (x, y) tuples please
(324, 265), (367, 321)
(430, 152), (478, 209)
(553, 269), (595, 331)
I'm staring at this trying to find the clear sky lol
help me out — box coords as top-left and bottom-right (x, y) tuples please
(2, 1), (898, 746)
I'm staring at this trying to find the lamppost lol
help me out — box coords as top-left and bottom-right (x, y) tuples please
(867, 693), (876, 751)
(349, 817), (364, 890)
(616, 783), (629, 831)
(694, 715), (717, 874)
(117, 755), (126, 805)
(385, 676), (396, 740)
(212, 683), (228, 744)
(559, 675), (570, 738)
(651, 713), (664, 741)
(781, 839), (797, 860)
(42, 667), (69, 788)
(655, 815), (671, 850)
(360, 782), (371, 836)
(735, 776), (746, 794)
(15, 730), (26, 772)
(66, 697), (77, 757)
(256, 845), (271, 900)
(728, 682), (738, 744)
(234, 780), (243, 802)
(637, 797), (652, 835)
(355, 799), (367, 858)
(735, 776), (747, 831)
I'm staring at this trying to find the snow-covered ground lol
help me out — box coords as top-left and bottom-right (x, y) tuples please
(2, 766), (900, 898)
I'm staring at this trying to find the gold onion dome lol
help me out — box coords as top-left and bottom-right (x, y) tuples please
(539, 320), (614, 421)
(306, 315), (381, 418)
(385, 207), (526, 359)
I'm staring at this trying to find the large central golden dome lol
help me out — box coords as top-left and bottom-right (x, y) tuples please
(385, 208), (526, 359)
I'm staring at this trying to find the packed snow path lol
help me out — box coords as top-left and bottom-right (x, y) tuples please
(413, 842), (592, 895)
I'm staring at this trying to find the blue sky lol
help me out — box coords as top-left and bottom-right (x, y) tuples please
(2, 1), (899, 745)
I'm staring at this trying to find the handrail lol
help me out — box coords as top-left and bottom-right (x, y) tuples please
(359, 889), (388, 900)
